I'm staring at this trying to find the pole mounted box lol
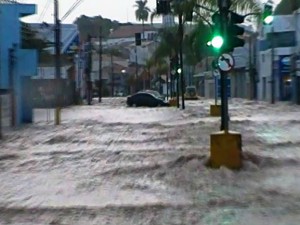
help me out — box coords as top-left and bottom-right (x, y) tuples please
(135, 33), (141, 46)
(156, 0), (171, 14)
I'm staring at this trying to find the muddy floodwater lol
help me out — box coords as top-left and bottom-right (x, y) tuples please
(0, 98), (299, 225)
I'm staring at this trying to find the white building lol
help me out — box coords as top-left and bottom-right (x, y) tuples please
(257, 14), (297, 102)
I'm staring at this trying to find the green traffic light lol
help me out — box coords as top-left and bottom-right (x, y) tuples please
(264, 15), (273, 24)
(211, 36), (224, 49)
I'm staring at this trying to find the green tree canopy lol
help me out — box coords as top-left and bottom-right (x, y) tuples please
(74, 15), (120, 40)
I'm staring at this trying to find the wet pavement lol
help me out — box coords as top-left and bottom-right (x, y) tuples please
(0, 98), (300, 224)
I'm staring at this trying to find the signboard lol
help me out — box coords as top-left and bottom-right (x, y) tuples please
(217, 78), (231, 97)
(279, 55), (291, 74)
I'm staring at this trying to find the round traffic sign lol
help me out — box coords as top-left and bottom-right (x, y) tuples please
(218, 53), (235, 72)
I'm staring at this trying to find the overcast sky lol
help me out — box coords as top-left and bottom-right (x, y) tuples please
(20, 0), (281, 24)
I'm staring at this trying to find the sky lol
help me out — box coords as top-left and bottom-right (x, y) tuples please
(20, 0), (281, 24)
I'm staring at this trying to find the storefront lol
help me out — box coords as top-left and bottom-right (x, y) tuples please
(278, 55), (292, 101)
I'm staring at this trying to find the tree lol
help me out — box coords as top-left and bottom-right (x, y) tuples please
(134, 0), (151, 39)
(21, 22), (53, 63)
(74, 15), (120, 40)
(21, 23), (49, 50)
(150, 0), (261, 67)
(274, 0), (300, 15)
(101, 47), (123, 96)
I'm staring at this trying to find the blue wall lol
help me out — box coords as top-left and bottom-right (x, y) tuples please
(0, 3), (37, 125)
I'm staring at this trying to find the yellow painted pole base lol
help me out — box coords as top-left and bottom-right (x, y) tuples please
(55, 107), (61, 125)
(209, 131), (243, 169)
(210, 104), (221, 117)
(168, 98), (177, 107)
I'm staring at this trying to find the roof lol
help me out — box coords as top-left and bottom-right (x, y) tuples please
(109, 24), (157, 39)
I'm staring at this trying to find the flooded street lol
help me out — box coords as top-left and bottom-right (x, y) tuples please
(0, 98), (300, 225)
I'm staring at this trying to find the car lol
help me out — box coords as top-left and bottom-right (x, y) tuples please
(184, 85), (198, 100)
(138, 90), (165, 99)
(127, 92), (169, 107)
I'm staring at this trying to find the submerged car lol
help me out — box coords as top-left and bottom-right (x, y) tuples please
(127, 92), (169, 107)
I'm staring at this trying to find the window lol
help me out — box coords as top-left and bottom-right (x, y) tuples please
(266, 31), (296, 48)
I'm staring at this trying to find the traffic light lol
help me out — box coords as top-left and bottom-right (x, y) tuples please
(185, 10), (193, 22)
(207, 13), (224, 50)
(170, 55), (179, 74)
(225, 12), (245, 52)
(156, 0), (171, 14)
(263, 4), (273, 25)
(135, 32), (141, 46)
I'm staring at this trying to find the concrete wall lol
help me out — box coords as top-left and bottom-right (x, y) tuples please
(35, 66), (70, 79)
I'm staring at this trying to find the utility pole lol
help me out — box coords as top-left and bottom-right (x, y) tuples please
(135, 33), (141, 92)
(110, 52), (114, 96)
(86, 34), (93, 105)
(54, 0), (61, 79)
(135, 46), (138, 92)
(178, 12), (185, 110)
(248, 34), (254, 100)
(54, 0), (61, 125)
(98, 26), (102, 102)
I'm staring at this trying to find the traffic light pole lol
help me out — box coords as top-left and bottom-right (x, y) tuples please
(178, 12), (185, 110)
(98, 26), (103, 103)
(219, 0), (229, 132)
(271, 26), (275, 104)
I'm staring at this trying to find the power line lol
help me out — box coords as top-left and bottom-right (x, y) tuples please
(61, 0), (84, 22)
(38, 0), (52, 22)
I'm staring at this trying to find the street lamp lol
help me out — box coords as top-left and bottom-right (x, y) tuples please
(120, 69), (127, 96)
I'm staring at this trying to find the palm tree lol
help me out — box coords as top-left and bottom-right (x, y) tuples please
(274, 0), (300, 15)
(134, 0), (151, 39)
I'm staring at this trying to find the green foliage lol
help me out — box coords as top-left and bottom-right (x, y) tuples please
(21, 22), (49, 50)
(74, 15), (121, 40)
(183, 22), (212, 65)
(21, 22), (53, 64)
(153, 27), (179, 59)
(274, 0), (300, 15)
(134, 0), (151, 22)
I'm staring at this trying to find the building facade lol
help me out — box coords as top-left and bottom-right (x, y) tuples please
(258, 14), (297, 103)
(0, 3), (37, 126)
